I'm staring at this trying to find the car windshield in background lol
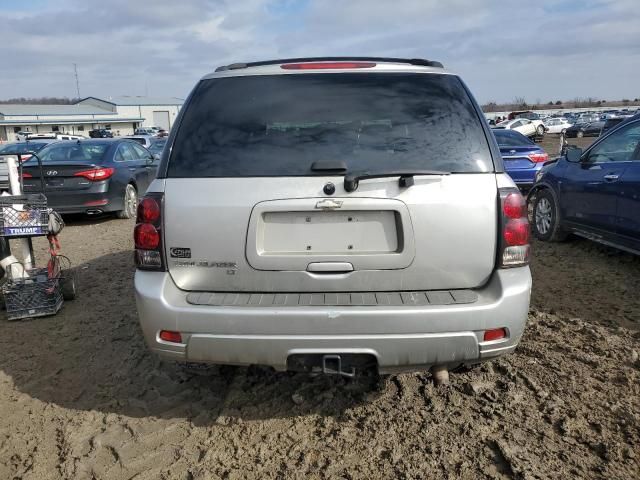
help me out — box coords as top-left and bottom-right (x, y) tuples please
(168, 73), (493, 177)
(149, 140), (166, 154)
(0, 142), (51, 154)
(493, 130), (533, 147)
(33, 142), (109, 163)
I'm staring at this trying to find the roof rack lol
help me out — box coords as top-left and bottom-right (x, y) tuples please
(215, 57), (444, 72)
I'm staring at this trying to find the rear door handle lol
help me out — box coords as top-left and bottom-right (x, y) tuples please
(307, 262), (354, 273)
(603, 174), (619, 182)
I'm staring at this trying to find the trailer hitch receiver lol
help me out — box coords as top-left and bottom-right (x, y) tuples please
(322, 354), (356, 378)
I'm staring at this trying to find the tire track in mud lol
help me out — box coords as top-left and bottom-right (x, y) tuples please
(0, 216), (638, 479)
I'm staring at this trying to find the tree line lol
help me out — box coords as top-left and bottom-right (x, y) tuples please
(482, 97), (640, 112)
(0, 97), (80, 105)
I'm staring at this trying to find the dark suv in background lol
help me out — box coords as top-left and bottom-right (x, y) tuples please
(89, 129), (113, 138)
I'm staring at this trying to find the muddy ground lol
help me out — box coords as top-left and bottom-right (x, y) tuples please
(0, 137), (639, 479)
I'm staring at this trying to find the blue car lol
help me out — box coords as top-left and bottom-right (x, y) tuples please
(493, 129), (548, 190)
(530, 114), (640, 254)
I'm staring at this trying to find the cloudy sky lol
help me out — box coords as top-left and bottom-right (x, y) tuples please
(1, 0), (638, 104)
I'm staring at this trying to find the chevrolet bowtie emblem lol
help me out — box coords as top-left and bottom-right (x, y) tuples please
(315, 199), (343, 209)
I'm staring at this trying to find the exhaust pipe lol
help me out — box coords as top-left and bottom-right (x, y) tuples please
(86, 209), (103, 215)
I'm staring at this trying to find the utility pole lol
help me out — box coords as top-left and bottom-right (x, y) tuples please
(73, 63), (81, 99)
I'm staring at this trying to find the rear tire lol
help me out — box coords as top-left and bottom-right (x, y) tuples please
(532, 189), (568, 242)
(536, 125), (545, 136)
(116, 184), (137, 219)
(61, 270), (77, 301)
(577, 131), (584, 138)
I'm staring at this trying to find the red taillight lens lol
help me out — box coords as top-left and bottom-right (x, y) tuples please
(73, 167), (115, 181)
(159, 330), (182, 343)
(134, 223), (160, 249)
(504, 218), (530, 246)
(281, 61), (376, 70)
(22, 172), (32, 179)
(135, 193), (165, 271)
(503, 192), (527, 219)
(499, 188), (530, 268)
(137, 197), (160, 224)
(19, 154), (32, 163)
(483, 328), (507, 342)
(528, 153), (549, 163)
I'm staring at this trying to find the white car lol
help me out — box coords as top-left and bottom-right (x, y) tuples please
(543, 118), (573, 134)
(16, 132), (85, 141)
(494, 118), (545, 138)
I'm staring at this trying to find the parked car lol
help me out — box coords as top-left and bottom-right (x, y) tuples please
(576, 114), (600, 124)
(123, 135), (156, 148)
(601, 117), (631, 135)
(134, 127), (160, 136)
(530, 114), (640, 253)
(16, 132), (82, 141)
(89, 129), (113, 138)
(15, 131), (34, 141)
(543, 118), (573, 134)
(0, 139), (57, 162)
(21, 139), (156, 218)
(564, 121), (605, 138)
(134, 57), (531, 379)
(148, 138), (167, 160)
(508, 110), (541, 121)
(493, 130), (548, 189)
(493, 118), (545, 138)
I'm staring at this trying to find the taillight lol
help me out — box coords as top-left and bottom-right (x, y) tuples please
(19, 154), (32, 163)
(499, 188), (530, 268)
(134, 193), (165, 270)
(483, 328), (507, 342)
(528, 153), (549, 163)
(73, 167), (115, 181)
(137, 197), (160, 223)
(134, 223), (160, 249)
(22, 172), (33, 179)
(281, 61), (376, 70)
(159, 330), (182, 343)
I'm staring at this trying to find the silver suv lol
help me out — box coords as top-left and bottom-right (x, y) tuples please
(134, 57), (531, 379)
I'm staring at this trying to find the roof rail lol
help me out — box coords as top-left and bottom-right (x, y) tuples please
(215, 57), (444, 72)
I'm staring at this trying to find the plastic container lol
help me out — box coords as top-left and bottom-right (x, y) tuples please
(2, 256), (71, 321)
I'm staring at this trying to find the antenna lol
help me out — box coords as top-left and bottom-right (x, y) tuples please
(73, 63), (81, 99)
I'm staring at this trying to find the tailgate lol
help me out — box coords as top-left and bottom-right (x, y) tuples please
(163, 174), (498, 292)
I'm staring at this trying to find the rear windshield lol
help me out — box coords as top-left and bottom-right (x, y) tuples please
(35, 142), (109, 163)
(493, 130), (533, 147)
(167, 73), (493, 177)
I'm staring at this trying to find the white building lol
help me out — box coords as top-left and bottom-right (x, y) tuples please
(0, 96), (183, 141)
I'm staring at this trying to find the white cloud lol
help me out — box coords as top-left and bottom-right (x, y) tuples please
(0, 0), (638, 103)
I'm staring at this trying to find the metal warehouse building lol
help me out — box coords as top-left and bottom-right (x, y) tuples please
(0, 96), (183, 141)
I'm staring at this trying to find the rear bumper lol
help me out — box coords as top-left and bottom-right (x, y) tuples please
(134, 267), (532, 373)
(506, 164), (544, 186)
(44, 190), (122, 214)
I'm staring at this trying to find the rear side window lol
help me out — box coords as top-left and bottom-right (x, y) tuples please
(168, 73), (493, 177)
(493, 131), (533, 147)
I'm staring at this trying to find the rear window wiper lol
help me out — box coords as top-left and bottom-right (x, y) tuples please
(344, 170), (450, 192)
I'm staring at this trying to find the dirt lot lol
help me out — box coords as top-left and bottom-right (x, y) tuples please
(1, 145), (639, 479)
